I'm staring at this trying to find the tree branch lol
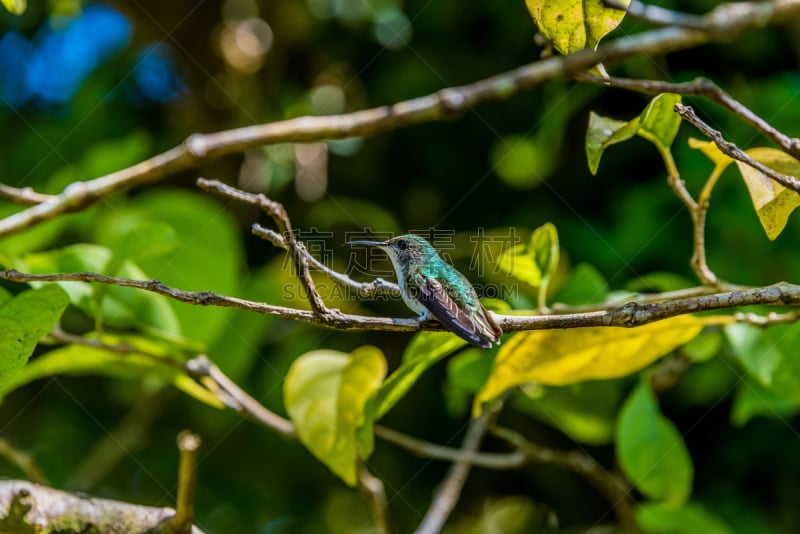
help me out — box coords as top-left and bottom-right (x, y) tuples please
(0, 480), (204, 534)
(4, 269), (799, 333)
(199, 178), (400, 298)
(1, 0), (798, 238)
(604, 0), (710, 30)
(415, 410), (496, 534)
(490, 425), (639, 533)
(185, 356), (297, 439)
(675, 103), (800, 193)
(578, 74), (800, 160)
(166, 431), (201, 534)
(0, 185), (55, 206)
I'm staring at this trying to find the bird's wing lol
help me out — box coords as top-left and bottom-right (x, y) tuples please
(416, 276), (494, 349)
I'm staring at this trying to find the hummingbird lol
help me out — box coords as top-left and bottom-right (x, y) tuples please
(348, 234), (502, 349)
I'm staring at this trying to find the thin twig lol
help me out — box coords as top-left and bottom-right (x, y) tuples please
(603, 0), (710, 30)
(185, 356), (297, 439)
(675, 103), (800, 193)
(578, 75), (800, 159)
(357, 463), (391, 534)
(167, 431), (201, 534)
(196, 178), (334, 319)
(4, 269), (800, 332)
(0, 184), (56, 206)
(374, 426), (527, 469)
(0, 440), (49, 484)
(203, 178), (400, 298)
(490, 425), (639, 533)
(415, 410), (496, 534)
(1, 0), (798, 238)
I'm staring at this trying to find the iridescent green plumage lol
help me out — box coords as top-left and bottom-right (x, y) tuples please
(348, 234), (502, 348)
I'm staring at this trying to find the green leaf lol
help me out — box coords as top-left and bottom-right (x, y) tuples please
(1, 0), (26, 14)
(512, 380), (623, 445)
(734, 148), (800, 240)
(636, 502), (734, 534)
(0, 285), (69, 385)
(475, 315), (703, 413)
(725, 323), (800, 403)
(682, 329), (722, 363)
(0, 284), (69, 357)
(525, 0), (629, 55)
(0, 317), (26, 387)
(553, 263), (608, 306)
(490, 136), (553, 189)
(625, 271), (693, 293)
(586, 94), (682, 174)
(444, 349), (494, 417)
(496, 223), (559, 293)
(637, 93), (683, 152)
(586, 113), (640, 175)
(731, 376), (799, 427)
(0, 334), (224, 409)
(374, 332), (467, 419)
(21, 244), (181, 337)
(532, 223), (559, 287)
(617, 382), (693, 506)
(284, 347), (386, 486)
(95, 190), (243, 346)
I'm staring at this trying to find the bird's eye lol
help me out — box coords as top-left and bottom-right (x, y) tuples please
(396, 239), (408, 250)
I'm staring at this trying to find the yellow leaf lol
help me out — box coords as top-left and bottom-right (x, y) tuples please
(525, 0), (630, 55)
(736, 147), (800, 240)
(284, 347), (386, 486)
(1, 0), (26, 15)
(474, 316), (703, 414)
(687, 138), (733, 169)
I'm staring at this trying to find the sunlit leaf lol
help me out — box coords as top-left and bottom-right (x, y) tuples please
(474, 315), (703, 413)
(374, 332), (467, 419)
(0, 334), (223, 409)
(512, 380), (623, 445)
(617, 382), (693, 506)
(586, 94), (681, 174)
(691, 140), (800, 239)
(636, 502), (734, 534)
(532, 223), (559, 286)
(21, 244), (181, 336)
(637, 93), (682, 152)
(496, 223), (559, 291)
(688, 138), (733, 169)
(734, 148), (800, 240)
(1, 0), (25, 14)
(525, 0), (630, 55)
(284, 347), (386, 486)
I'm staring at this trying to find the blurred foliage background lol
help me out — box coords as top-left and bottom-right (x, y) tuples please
(1, 0), (800, 532)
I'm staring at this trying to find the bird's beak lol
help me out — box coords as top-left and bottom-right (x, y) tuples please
(346, 240), (388, 247)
